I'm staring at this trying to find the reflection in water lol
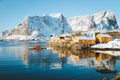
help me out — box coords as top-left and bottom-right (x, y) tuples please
(95, 51), (120, 56)
(1, 41), (120, 80)
(20, 46), (119, 74)
(17, 45), (120, 77)
(49, 48), (118, 74)
(22, 49), (62, 69)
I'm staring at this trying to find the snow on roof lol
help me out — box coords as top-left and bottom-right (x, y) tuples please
(59, 33), (72, 37)
(76, 36), (95, 40)
(99, 34), (111, 37)
(64, 38), (71, 40)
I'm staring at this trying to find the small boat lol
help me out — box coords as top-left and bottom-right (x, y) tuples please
(28, 44), (46, 51)
(33, 44), (42, 50)
(28, 44), (41, 51)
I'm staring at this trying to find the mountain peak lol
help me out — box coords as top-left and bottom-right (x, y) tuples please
(7, 13), (71, 40)
(50, 13), (63, 18)
(6, 11), (119, 40)
(22, 16), (29, 23)
(68, 10), (119, 31)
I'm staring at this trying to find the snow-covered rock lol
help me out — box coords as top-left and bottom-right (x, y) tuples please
(91, 39), (120, 48)
(0, 32), (3, 38)
(0, 30), (9, 40)
(118, 22), (120, 29)
(7, 13), (71, 40)
(6, 35), (29, 41)
(68, 11), (119, 31)
(6, 11), (119, 40)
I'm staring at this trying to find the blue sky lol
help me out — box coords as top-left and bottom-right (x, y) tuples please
(0, 0), (120, 31)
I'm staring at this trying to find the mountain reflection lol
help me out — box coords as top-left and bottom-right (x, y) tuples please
(19, 47), (120, 73)
(21, 49), (61, 69)
(1, 42), (120, 80)
(52, 48), (116, 71)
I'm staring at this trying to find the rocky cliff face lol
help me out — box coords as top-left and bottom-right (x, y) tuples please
(8, 13), (71, 38)
(68, 11), (119, 31)
(9, 17), (30, 36)
(7, 11), (119, 40)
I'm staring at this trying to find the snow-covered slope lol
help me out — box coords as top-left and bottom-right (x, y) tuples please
(91, 39), (120, 49)
(0, 30), (9, 40)
(118, 22), (120, 28)
(68, 11), (119, 31)
(7, 13), (71, 40)
(6, 11), (119, 40)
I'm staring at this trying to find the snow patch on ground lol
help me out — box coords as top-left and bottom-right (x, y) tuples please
(91, 39), (120, 48)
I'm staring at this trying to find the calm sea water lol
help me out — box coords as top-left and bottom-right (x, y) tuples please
(0, 41), (120, 80)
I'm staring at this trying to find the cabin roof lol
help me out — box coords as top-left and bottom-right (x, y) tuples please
(64, 38), (71, 40)
(99, 34), (111, 37)
(76, 36), (95, 40)
(59, 33), (72, 37)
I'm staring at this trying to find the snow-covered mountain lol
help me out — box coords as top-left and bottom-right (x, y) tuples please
(0, 30), (9, 40)
(6, 11), (119, 40)
(68, 11), (119, 31)
(118, 22), (120, 28)
(7, 13), (71, 40)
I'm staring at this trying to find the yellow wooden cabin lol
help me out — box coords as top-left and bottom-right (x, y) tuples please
(96, 33), (112, 43)
(48, 34), (72, 47)
(71, 36), (96, 45)
(70, 36), (96, 49)
(48, 37), (59, 47)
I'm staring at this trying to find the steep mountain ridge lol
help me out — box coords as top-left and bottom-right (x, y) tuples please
(68, 11), (119, 31)
(6, 11), (119, 40)
(8, 13), (71, 40)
